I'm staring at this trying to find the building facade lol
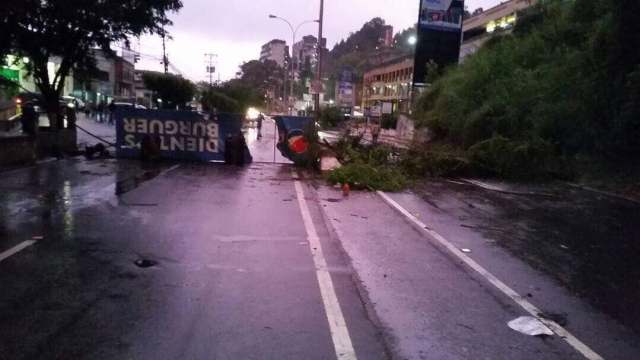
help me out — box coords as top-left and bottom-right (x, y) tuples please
(115, 57), (135, 99)
(292, 35), (326, 80)
(134, 70), (154, 108)
(362, 55), (414, 115)
(460, 0), (536, 61)
(260, 39), (289, 69)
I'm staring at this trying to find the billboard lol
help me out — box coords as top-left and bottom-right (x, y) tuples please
(115, 109), (243, 162)
(413, 0), (465, 86)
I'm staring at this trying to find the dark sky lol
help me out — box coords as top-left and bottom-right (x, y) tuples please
(135, 0), (500, 81)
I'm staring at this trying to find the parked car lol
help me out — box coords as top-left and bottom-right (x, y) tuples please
(112, 102), (147, 111)
(16, 92), (77, 113)
(61, 96), (85, 110)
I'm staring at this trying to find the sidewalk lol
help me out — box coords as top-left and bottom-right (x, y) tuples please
(75, 113), (117, 149)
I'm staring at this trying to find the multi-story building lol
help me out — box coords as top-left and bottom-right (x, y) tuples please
(115, 56), (135, 99)
(134, 70), (154, 108)
(260, 39), (289, 69)
(362, 55), (414, 115)
(292, 35), (326, 80)
(1, 50), (133, 106)
(460, 0), (536, 61)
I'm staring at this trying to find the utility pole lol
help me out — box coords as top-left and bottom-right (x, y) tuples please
(204, 53), (217, 87)
(161, 26), (169, 74)
(314, 0), (324, 115)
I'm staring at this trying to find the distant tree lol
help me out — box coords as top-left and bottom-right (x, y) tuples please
(201, 88), (241, 113)
(237, 59), (284, 95)
(330, 17), (389, 59)
(142, 72), (195, 110)
(393, 26), (418, 55)
(0, 0), (182, 129)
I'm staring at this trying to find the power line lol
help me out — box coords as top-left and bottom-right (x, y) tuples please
(112, 44), (186, 76)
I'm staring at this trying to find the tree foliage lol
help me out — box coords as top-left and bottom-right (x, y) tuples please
(237, 60), (284, 95)
(413, 0), (640, 178)
(0, 0), (182, 128)
(142, 71), (194, 110)
(392, 27), (417, 55)
(200, 60), (283, 113)
(326, 18), (415, 86)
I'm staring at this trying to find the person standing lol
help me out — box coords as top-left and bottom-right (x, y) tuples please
(108, 100), (116, 125)
(97, 101), (104, 123)
(20, 101), (38, 136)
(257, 113), (264, 140)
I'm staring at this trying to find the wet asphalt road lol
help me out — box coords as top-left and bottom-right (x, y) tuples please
(0, 159), (386, 360)
(2, 118), (640, 359)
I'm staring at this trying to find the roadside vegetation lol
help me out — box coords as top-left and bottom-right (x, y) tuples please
(325, 0), (639, 192)
(412, 0), (640, 181)
(327, 136), (408, 192)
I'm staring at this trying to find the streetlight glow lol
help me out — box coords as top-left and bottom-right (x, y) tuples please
(408, 35), (417, 45)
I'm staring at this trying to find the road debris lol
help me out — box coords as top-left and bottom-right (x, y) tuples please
(342, 183), (351, 197)
(134, 259), (158, 268)
(508, 316), (553, 337)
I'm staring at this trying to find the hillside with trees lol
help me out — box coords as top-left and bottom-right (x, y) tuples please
(324, 18), (415, 98)
(412, 0), (640, 181)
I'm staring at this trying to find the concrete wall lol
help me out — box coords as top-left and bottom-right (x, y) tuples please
(0, 136), (36, 167)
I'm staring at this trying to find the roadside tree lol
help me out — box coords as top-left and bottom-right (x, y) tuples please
(142, 72), (195, 110)
(0, 0), (183, 129)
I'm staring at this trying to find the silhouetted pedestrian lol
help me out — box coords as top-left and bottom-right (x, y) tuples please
(20, 102), (38, 136)
(257, 113), (264, 140)
(108, 100), (116, 125)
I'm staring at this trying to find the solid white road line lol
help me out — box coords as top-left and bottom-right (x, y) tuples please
(294, 174), (357, 360)
(0, 240), (37, 263)
(377, 191), (604, 360)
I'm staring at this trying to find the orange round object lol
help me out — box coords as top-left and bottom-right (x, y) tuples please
(288, 135), (309, 154)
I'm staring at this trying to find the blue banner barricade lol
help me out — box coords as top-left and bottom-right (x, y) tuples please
(115, 109), (244, 162)
(274, 116), (314, 163)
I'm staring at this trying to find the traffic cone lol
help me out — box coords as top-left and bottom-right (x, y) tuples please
(342, 183), (351, 197)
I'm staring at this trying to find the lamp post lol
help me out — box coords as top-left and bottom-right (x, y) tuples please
(269, 15), (319, 115)
(314, 0), (324, 116)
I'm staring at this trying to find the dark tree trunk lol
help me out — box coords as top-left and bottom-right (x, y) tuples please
(42, 88), (62, 130)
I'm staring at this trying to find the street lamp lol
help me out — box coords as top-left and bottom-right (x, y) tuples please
(408, 35), (418, 45)
(269, 14), (319, 114)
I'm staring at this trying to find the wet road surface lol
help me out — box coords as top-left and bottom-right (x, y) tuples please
(2, 125), (640, 359)
(245, 117), (291, 164)
(0, 159), (386, 359)
(318, 182), (640, 360)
